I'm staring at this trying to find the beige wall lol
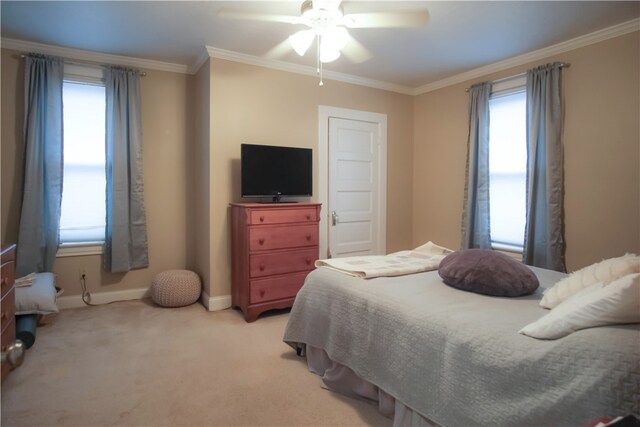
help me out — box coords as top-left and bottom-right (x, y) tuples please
(3, 31), (637, 300)
(191, 60), (212, 297)
(206, 58), (414, 297)
(1, 48), (413, 300)
(412, 32), (640, 272)
(1, 48), (194, 296)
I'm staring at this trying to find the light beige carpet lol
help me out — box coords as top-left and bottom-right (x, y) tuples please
(1, 300), (391, 426)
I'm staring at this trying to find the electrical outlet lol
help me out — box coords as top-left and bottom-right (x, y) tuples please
(79, 268), (87, 280)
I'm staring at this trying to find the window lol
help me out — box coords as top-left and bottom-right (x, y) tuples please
(488, 83), (527, 251)
(59, 78), (106, 246)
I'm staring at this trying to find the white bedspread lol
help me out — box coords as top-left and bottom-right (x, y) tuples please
(284, 266), (640, 426)
(314, 241), (453, 278)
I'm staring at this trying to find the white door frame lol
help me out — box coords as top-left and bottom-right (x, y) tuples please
(318, 106), (387, 259)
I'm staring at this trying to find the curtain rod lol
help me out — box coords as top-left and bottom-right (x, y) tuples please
(464, 62), (570, 92)
(19, 54), (147, 77)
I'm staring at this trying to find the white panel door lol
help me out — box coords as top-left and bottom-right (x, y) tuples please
(328, 117), (380, 258)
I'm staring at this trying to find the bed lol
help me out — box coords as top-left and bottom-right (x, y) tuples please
(283, 265), (640, 426)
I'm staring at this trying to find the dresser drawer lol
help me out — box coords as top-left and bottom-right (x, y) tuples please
(250, 224), (318, 251)
(250, 248), (318, 278)
(249, 271), (310, 304)
(249, 207), (318, 225)
(1, 261), (15, 300)
(1, 316), (15, 349)
(1, 287), (16, 333)
(1, 317), (16, 381)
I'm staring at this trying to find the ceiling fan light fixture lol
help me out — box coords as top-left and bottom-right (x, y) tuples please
(321, 26), (348, 51)
(289, 29), (315, 56)
(301, 0), (343, 25)
(319, 46), (340, 63)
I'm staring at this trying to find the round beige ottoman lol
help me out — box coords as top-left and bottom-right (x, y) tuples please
(151, 270), (201, 307)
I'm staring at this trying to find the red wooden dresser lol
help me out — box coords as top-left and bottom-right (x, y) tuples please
(1, 244), (17, 381)
(230, 203), (321, 322)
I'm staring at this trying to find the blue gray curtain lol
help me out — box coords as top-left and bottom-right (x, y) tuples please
(104, 66), (149, 273)
(16, 55), (64, 277)
(461, 82), (493, 250)
(523, 62), (566, 272)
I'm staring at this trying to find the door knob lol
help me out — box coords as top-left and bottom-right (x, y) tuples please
(331, 211), (339, 226)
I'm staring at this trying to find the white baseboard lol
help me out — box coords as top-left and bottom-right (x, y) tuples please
(57, 287), (150, 309)
(58, 287), (231, 311)
(200, 291), (232, 312)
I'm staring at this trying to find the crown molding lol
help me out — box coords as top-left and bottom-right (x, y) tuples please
(3, 16), (637, 91)
(197, 17), (638, 95)
(0, 37), (190, 74)
(412, 18), (640, 95)
(202, 45), (415, 95)
(189, 48), (212, 75)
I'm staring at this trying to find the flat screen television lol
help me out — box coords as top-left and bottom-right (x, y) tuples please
(241, 143), (312, 202)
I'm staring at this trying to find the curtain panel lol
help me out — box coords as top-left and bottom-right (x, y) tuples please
(104, 67), (149, 273)
(524, 62), (566, 272)
(16, 54), (64, 277)
(461, 82), (493, 250)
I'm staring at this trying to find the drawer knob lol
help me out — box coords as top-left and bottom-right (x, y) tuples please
(259, 216), (265, 222)
(306, 235), (311, 241)
(259, 238), (265, 245)
(260, 290), (265, 297)
(306, 215), (311, 220)
(1, 340), (25, 370)
(259, 263), (265, 271)
(306, 258), (312, 265)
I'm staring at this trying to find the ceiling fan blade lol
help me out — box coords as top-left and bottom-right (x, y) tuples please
(217, 9), (301, 24)
(312, 0), (342, 11)
(343, 10), (429, 28)
(265, 39), (294, 60)
(340, 34), (372, 64)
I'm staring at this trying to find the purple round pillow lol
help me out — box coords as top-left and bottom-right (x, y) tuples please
(438, 249), (539, 297)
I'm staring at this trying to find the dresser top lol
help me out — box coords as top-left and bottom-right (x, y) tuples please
(230, 202), (321, 208)
(1, 244), (16, 263)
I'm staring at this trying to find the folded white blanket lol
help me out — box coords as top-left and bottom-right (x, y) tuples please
(15, 272), (37, 288)
(315, 241), (453, 279)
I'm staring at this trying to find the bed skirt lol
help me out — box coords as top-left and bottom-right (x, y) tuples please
(304, 344), (438, 427)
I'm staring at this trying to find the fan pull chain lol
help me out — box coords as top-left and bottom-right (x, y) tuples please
(316, 35), (320, 73)
(317, 35), (324, 87)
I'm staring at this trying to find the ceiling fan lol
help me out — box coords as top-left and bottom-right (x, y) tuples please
(218, 0), (429, 85)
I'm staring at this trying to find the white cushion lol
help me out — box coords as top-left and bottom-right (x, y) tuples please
(520, 273), (640, 340)
(540, 253), (639, 309)
(15, 272), (59, 315)
(151, 270), (201, 308)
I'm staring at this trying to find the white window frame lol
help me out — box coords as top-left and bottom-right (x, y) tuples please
(489, 75), (527, 255)
(57, 64), (106, 258)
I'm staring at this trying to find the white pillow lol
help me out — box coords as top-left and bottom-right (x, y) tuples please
(15, 272), (59, 315)
(540, 253), (640, 309)
(520, 273), (640, 340)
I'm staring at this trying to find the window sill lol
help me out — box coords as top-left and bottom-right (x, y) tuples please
(57, 243), (104, 258)
(491, 243), (523, 261)
(491, 242), (523, 253)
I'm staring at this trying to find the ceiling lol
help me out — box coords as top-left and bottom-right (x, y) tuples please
(1, 1), (638, 91)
